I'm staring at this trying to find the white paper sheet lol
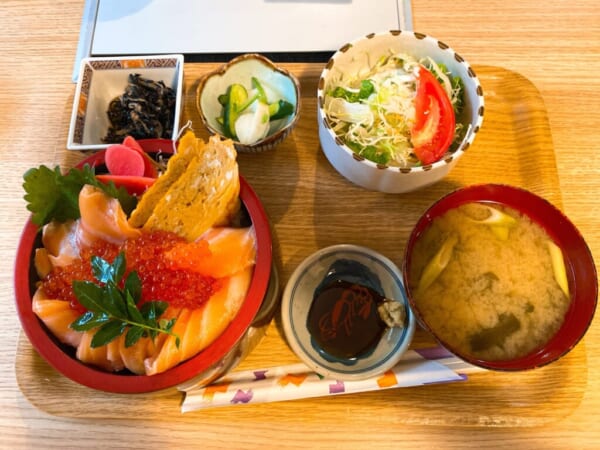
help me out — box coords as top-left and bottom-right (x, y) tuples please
(179, 347), (483, 412)
(90, 0), (412, 55)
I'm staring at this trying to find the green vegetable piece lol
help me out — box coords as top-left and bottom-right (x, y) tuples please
(70, 311), (110, 331)
(140, 300), (171, 341)
(219, 78), (296, 141)
(346, 141), (391, 165)
(125, 291), (145, 324)
(250, 77), (295, 120)
(23, 165), (79, 226)
(124, 270), (142, 304)
(430, 62), (465, 115)
(330, 86), (352, 101)
(72, 280), (110, 314)
(217, 93), (229, 106)
(330, 80), (375, 103)
(362, 146), (391, 164)
(69, 252), (180, 349)
(91, 320), (127, 348)
(22, 164), (137, 227)
(92, 252), (125, 284)
(358, 80), (375, 99)
(268, 99), (295, 120)
(469, 312), (521, 352)
(237, 93), (261, 114)
(251, 77), (268, 104)
(222, 83), (249, 139)
(125, 326), (146, 348)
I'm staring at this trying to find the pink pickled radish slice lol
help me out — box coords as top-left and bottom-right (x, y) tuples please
(105, 144), (146, 177)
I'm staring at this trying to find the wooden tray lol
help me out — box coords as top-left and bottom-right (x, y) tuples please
(15, 64), (588, 426)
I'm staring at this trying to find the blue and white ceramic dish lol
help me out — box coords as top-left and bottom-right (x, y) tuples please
(281, 244), (415, 380)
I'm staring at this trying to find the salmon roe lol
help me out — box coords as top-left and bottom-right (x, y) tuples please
(41, 231), (220, 312)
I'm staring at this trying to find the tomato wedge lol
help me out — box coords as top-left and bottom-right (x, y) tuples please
(411, 66), (456, 165)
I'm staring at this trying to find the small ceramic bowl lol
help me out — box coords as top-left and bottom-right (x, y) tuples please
(67, 55), (184, 151)
(317, 30), (484, 193)
(403, 184), (597, 371)
(14, 140), (274, 393)
(281, 244), (416, 380)
(196, 53), (300, 153)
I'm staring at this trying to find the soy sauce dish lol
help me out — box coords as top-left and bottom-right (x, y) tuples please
(281, 245), (415, 380)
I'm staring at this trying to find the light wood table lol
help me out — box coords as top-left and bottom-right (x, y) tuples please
(1, 1), (599, 448)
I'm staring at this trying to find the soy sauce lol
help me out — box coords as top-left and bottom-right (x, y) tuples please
(307, 279), (386, 360)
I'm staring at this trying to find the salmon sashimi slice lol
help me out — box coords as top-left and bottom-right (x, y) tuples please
(41, 220), (80, 268)
(34, 287), (130, 373)
(76, 331), (115, 372)
(118, 306), (180, 374)
(143, 308), (193, 376)
(104, 336), (126, 372)
(34, 248), (53, 279)
(76, 184), (141, 248)
(76, 331), (134, 373)
(75, 306), (181, 374)
(165, 227), (257, 278)
(32, 287), (82, 347)
(144, 267), (253, 376)
(35, 220), (79, 278)
(119, 334), (162, 375)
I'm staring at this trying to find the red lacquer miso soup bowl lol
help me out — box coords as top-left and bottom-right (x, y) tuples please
(14, 139), (273, 393)
(403, 184), (597, 371)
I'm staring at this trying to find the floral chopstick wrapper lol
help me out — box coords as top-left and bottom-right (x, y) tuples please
(178, 346), (484, 412)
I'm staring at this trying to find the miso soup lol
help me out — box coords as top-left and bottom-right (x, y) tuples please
(407, 202), (571, 361)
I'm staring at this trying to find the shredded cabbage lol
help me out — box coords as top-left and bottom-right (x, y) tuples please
(323, 52), (464, 167)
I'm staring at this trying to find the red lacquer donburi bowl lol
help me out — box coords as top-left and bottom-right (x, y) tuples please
(14, 139), (273, 393)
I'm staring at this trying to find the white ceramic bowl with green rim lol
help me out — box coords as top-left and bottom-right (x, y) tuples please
(317, 30), (484, 193)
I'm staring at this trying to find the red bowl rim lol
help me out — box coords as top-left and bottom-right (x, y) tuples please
(14, 139), (273, 392)
(403, 183), (597, 371)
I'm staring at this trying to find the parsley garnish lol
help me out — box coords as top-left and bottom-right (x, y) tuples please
(70, 252), (180, 349)
(23, 164), (136, 227)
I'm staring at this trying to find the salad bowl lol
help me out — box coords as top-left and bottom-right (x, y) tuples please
(318, 30), (484, 193)
(14, 139), (274, 393)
